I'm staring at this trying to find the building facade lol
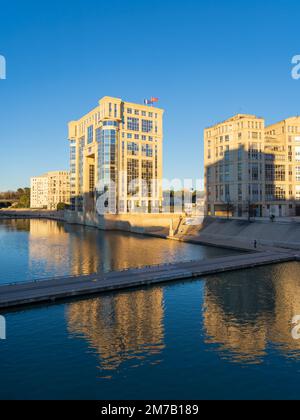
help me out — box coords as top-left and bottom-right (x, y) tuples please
(30, 171), (70, 210)
(30, 175), (49, 209)
(68, 96), (164, 214)
(204, 114), (300, 218)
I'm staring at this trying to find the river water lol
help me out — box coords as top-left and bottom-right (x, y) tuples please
(1, 219), (300, 400)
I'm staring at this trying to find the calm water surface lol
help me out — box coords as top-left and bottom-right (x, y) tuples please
(0, 219), (238, 284)
(1, 219), (300, 400)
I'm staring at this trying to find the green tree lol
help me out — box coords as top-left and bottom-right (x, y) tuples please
(15, 187), (30, 208)
(57, 202), (69, 211)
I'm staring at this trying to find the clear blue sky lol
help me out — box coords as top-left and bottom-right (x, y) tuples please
(0, 0), (299, 190)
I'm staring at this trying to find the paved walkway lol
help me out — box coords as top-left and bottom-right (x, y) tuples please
(0, 250), (297, 311)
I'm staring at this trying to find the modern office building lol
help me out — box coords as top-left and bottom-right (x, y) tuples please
(30, 171), (70, 210)
(68, 96), (164, 213)
(204, 114), (300, 218)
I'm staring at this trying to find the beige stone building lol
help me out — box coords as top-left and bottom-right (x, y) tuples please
(30, 171), (70, 210)
(204, 114), (300, 218)
(68, 96), (164, 213)
(30, 175), (49, 209)
(47, 171), (70, 210)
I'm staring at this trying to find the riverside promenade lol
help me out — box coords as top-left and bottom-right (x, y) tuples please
(0, 250), (297, 311)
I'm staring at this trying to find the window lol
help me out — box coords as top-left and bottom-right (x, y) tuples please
(252, 184), (259, 200)
(142, 144), (153, 157)
(127, 159), (139, 195)
(87, 125), (94, 144)
(238, 163), (242, 182)
(251, 163), (259, 181)
(70, 146), (76, 161)
(224, 146), (230, 161)
(127, 117), (139, 131)
(142, 160), (153, 197)
(238, 184), (242, 201)
(127, 142), (139, 156)
(249, 143), (259, 160)
(275, 165), (285, 181)
(275, 186), (286, 200)
(103, 121), (118, 127)
(225, 184), (230, 200)
(238, 145), (243, 161)
(224, 164), (230, 181)
(142, 119), (153, 133)
(207, 167), (211, 181)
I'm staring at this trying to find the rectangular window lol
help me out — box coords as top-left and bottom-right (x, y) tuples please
(142, 144), (153, 157)
(87, 125), (94, 144)
(127, 142), (139, 156)
(142, 119), (153, 133)
(127, 117), (139, 131)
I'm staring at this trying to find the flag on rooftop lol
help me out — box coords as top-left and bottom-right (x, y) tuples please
(144, 97), (159, 105)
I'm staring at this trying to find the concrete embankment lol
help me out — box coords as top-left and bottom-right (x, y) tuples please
(64, 210), (181, 236)
(0, 251), (297, 311)
(177, 217), (300, 251)
(0, 209), (65, 221)
(3, 210), (300, 252)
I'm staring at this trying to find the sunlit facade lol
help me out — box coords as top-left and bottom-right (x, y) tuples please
(30, 175), (48, 209)
(30, 171), (70, 210)
(204, 114), (300, 217)
(68, 96), (164, 214)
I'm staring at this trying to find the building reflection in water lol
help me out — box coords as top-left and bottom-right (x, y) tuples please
(203, 262), (300, 364)
(28, 219), (203, 277)
(67, 288), (165, 373)
(29, 219), (71, 276)
(64, 223), (219, 276)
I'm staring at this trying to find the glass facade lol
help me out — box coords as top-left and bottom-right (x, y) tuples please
(98, 129), (117, 186)
(68, 97), (163, 214)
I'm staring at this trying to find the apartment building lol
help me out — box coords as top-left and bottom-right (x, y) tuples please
(30, 175), (49, 209)
(204, 114), (300, 218)
(68, 96), (164, 213)
(47, 171), (70, 210)
(30, 171), (70, 210)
